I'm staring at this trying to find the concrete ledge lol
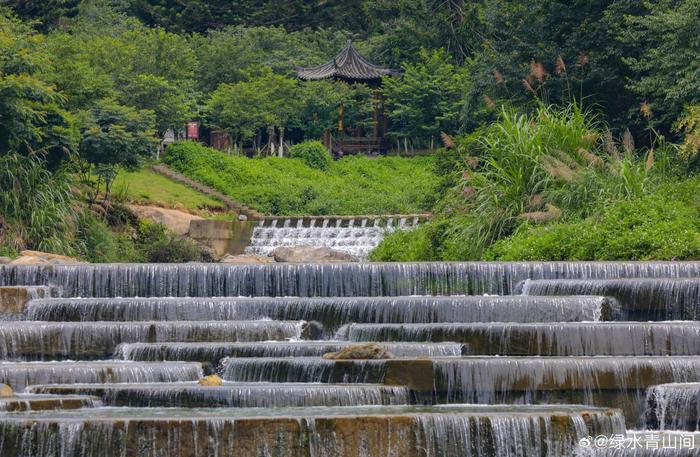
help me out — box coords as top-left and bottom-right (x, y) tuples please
(0, 395), (99, 411)
(0, 405), (623, 457)
(0, 286), (56, 315)
(189, 220), (255, 256)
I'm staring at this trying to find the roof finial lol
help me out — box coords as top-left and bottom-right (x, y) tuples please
(347, 33), (354, 46)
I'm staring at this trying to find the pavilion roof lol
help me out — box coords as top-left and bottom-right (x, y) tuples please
(296, 39), (400, 83)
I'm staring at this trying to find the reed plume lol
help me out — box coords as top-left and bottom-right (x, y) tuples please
(555, 56), (567, 75)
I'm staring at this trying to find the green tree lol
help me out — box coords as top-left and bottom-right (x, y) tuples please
(122, 73), (194, 139)
(465, 0), (644, 131)
(622, 0), (700, 130)
(383, 49), (469, 147)
(2, 0), (80, 31)
(0, 9), (77, 159)
(126, 0), (368, 33)
(206, 70), (301, 155)
(78, 98), (157, 196)
(193, 26), (345, 93)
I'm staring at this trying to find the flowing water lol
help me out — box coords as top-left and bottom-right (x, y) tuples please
(4, 261), (700, 297)
(26, 295), (615, 327)
(521, 278), (700, 320)
(26, 382), (413, 407)
(338, 322), (700, 356)
(115, 341), (464, 362)
(1, 261), (700, 456)
(0, 405), (625, 457)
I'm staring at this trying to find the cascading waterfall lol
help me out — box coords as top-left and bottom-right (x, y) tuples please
(27, 382), (412, 408)
(434, 356), (700, 428)
(338, 322), (700, 356)
(4, 261), (700, 297)
(520, 278), (700, 320)
(0, 361), (203, 390)
(220, 357), (389, 384)
(115, 341), (463, 362)
(2, 260), (700, 455)
(0, 394), (102, 411)
(645, 383), (700, 431)
(0, 320), (307, 360)
(0, 405), (626, 457)
(26, 295), (616, 331)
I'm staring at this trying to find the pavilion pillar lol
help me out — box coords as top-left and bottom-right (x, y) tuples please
(371, 90), (380, 141)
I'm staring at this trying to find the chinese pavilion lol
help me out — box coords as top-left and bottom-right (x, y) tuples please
(296, 37), (399, 155)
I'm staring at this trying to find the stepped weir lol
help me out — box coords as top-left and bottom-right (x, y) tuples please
(245, 215), (428, 259)
(1, 261), (700, 456)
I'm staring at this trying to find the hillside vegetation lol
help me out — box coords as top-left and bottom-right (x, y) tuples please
(371, 106), (700, 261)
(163, 142), (438, 216)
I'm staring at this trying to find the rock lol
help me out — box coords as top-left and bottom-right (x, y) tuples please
(271, 246), (359, 263)
(10, 256), (50, 266)
(128, 205), (204, 236)
(323, 343), (394, 360)
(220, 253), (275, 264)
(17, 250), (82, 264)
(238, 214), (248, 221)
(0, 384), (14, 397)
(301, 321), (324, 340)
(0, 257), (12, 265)
(198, 374), (224, 386)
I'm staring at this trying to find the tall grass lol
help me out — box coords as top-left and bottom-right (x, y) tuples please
(0, 154), (79, 255)
(453, 104), (603, 256)
(375, 103), (666, 261)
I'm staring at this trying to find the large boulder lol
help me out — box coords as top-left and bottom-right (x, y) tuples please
(12, 251), (82, 265)
(220, 253), (275, 264)
(9, 256), (49, 266)
(128, 205), (203, 236)
(271, 246), (359, 263)
(323, 343), (394, 360)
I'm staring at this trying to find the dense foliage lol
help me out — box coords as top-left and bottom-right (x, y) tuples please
(371, 105), (695, 261)
(163, 141), (437, 215)
(0, 153), (202, 261)
(3, 1), (700, 261)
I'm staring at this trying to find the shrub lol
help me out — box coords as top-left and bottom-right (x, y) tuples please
(485, 178), (700, 260)
(369, 225), (436, 261)
(288, 140), (332, 170)
(136, 220), (203, 263)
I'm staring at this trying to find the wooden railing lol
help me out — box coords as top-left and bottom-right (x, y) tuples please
(331, 137), (388, 155)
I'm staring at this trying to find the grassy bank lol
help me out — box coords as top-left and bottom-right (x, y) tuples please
(163, 142), (439, 216)
(114, 169), (225, 213)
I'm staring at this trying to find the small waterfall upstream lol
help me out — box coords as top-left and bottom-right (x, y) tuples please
(245, 216), (420, 259)
(1, 260), (700, 456)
